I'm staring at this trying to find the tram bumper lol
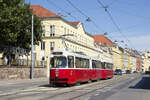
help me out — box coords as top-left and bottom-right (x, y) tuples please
(50, 78), (68, 84)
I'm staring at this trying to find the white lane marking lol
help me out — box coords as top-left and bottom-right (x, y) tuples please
(95, 93), (99, 96)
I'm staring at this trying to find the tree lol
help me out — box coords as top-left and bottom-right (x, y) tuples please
(0, 0), (42, 66)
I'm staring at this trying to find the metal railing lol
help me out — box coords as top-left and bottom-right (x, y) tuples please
(0, 59), (47, 67)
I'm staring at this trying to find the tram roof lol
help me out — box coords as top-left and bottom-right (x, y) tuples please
(52, 48), (90, 59)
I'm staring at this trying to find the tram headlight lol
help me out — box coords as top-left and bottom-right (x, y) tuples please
(56, 73), (58, 77)
(70, 71), (72, 76)
(56, 69), (59, 77)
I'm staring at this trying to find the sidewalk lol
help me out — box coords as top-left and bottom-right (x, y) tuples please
(0, 77), (49, 96)
(0, 77), (48, 86)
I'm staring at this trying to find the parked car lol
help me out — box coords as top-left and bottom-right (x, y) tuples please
(114, 69), (122, 75)
(145, 71), (150, 74)
(126, 70), (131, 74)
(122, 70), (126, 74)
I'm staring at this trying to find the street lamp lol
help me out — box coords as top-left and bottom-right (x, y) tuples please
(31, 14), (34, 79)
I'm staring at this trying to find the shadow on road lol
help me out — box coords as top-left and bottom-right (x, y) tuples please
(39, 84), (71, 88)
(129, 75), (150, 90)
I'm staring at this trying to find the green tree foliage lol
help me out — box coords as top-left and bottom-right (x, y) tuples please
(0, 0), (42, 50)
(0, 0), (42, 66)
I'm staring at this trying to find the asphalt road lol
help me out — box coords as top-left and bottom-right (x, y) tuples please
(89, 74), (150, 100)
(0, 74), (147, 100)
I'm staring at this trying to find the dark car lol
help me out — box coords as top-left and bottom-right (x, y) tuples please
(126, 70), (131, 74)
(145, 71), (150, 74)
(114, 69), (122, 75)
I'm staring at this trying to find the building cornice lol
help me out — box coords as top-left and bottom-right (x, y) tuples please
(42, 36), (102, 53)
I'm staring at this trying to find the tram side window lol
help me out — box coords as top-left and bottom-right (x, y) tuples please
(105, 63), (109, 69)
(96, 61), (100, 68)
(109, 63), (113, 69)
(101, 62), (105, 69)
(111, 64), (113, 69)
(107, 63), (110, 69)
(75, 57), (80, 68)
(75, 57), (89, 68)
(92, 60), (96, 68)
(68, 56), (74, 68)
(98, 61), (102, 69)
(84, 59), (89, 68)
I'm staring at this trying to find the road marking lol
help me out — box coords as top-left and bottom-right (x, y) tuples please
(94, 93), (99, 96)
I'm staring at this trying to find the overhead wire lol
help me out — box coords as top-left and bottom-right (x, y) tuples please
(107, 0), (118, 8)
(46, 0), (78, 20)
(97, 0), (136, 50)
(46, 0), (116, 42)
(65, 0), (105, 33)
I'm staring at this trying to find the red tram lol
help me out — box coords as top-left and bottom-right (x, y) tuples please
(50, 49), (113, 85)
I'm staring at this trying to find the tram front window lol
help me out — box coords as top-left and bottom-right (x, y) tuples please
(51, 57), (67, 68)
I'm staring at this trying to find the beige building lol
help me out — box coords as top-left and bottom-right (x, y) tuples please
(93, 35), (113, 68)
(112, 45), (124, 70)
(142, 51), (150, 72)
(125, 49), (137, 72)
(30, 5), (105, 76)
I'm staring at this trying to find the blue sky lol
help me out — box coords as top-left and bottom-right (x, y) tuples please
(25, 0), (150, 51)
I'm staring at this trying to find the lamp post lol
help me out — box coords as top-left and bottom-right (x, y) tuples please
(31, 14), (34, 79)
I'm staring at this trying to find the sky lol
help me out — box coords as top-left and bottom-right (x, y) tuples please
(25, 0), (150, 51)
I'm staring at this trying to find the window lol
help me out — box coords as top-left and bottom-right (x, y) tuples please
(75, 57), (89, 68)
(67, 29), (69, 34)
(75, 57), (80, 68)
(104, 43), (107, 46)
(50, 25), (55, 36)
(101, 62), (105, 69)
(41, 42), (45, 50)
(92, 60), (96, 68)
(92, 60), (101, 69)
(51, 56), (67, 68)
(42, 25), (45, 37)
(64, 28), (66, 34)
(50, 42), (55, 51)
(68, 56), (74, 68)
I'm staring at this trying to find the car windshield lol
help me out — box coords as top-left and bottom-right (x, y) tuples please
(51, 56), (67, 68)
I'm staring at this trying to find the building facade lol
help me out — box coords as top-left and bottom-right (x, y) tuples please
(112, 45), (124, 71)
(30, 5), (104, 76)
(142, 51), (150, 72)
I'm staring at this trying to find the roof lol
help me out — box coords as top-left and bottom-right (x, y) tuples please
(125, 49), (136, 57)
(30, 5), (59, 18)
(30, 5), (93, 38)
(70, 21), (80, 26)
(93, 35), (113, 46)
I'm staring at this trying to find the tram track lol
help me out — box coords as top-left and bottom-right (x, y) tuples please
(0, 74), (140, 100)
(69, 74), (141, 100)
(38, 74), (140, 100)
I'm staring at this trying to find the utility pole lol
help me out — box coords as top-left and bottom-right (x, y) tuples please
(31, 14), (34, 79)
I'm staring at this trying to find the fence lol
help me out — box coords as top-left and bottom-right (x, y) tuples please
(0, 58), (47, 67)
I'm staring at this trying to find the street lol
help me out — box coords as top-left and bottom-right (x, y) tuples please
(0, 73), (149, 100)
(90, 74), (150, 100)
(1, 1), (150, 100)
